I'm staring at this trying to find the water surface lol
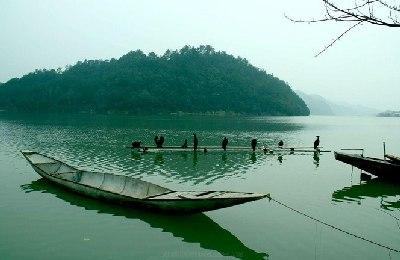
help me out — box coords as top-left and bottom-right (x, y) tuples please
(1, 113), (399, 259)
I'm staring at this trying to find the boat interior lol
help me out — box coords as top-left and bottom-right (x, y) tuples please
(22, 151), (171, 199)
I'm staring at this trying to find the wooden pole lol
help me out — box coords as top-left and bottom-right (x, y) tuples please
(383, 142), (386, 160)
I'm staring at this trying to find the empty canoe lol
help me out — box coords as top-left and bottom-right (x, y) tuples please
(21, 150), (268, 213)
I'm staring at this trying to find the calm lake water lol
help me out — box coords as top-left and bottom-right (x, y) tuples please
(1, 113), (399, 259)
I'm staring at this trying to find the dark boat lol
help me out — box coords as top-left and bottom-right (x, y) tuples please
(385, 154), (400, 164)
(334, 152), (400, 179)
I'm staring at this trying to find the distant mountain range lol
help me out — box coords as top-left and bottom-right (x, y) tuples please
(295, 90), (380, 116)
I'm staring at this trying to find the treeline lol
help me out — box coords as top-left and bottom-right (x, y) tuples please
(0, 45), (309, 116)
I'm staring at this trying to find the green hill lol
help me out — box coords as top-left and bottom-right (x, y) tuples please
(0, 45), (309, 116)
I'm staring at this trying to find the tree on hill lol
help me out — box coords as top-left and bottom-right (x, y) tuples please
(0, 45), (309, 116)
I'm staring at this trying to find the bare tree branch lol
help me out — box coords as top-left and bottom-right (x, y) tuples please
(286, 0), (400, 56)
(314, 21), (363, 57)
(376, 0), (400, 12)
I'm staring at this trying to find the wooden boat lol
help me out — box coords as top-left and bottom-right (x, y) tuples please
(334, 151), (400, 179)
(385, 154), (400, 164)
(21, 150), (268, 213)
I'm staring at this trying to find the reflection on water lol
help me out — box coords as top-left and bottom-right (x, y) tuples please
(3, 114), (400, 259)
(313, 151), (320, 168)
(154, 153), (165, 165)
(21, 178), (268, 260)
(277, 155), (283, 164)
(332, 178), (400, 211)
(221, 153), (227, 164)
(0, 113), (316, 186)
(129, 150), (321, 184)
(131, 151), (141, 161)
(250, 152), (257, 163)
(193, 151), (198, 166)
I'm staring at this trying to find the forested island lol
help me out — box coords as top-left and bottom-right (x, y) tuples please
(377, 110), (400, 117)
(0, 46), (309, 116)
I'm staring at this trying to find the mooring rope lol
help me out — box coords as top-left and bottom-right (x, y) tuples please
(266, 195), (400, 253)
(378, 208), (400, 231)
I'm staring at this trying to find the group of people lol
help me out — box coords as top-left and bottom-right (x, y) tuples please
(132, 134), (321, 151)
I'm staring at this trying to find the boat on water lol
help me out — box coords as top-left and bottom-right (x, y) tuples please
(385, 154), (400, 164)
(21, 150), (268, 213)
(334, 151), (400, 179)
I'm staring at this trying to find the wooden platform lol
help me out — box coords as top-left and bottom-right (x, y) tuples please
(128, 146), (330, 153)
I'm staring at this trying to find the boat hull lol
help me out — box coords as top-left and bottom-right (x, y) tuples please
(22, 151), (267, 213)
(334, 152), (400, 180)
(385, 154), (400, 164)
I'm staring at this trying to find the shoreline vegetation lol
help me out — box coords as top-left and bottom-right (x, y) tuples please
(0, 45), (309, 116)
(377, 110), (400, 117)
(0, 109), (295, 117)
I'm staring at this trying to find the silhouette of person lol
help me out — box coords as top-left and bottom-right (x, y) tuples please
(193, 133), (198, 150)
(181, 139), (188, 148)
(278, 140), (284, 147)
(222, 137), (228, 151)
(314, 136), (320, 150)
(251, 139), (257, 151)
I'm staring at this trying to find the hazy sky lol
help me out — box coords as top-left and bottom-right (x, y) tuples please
(1, 0), (399, 110)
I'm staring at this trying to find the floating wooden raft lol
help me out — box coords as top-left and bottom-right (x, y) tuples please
(21, 150), (268, 213)
(129, 146), (330, 153)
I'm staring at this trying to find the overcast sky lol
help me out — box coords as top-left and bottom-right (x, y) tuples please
(1, 0), (399, 110)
